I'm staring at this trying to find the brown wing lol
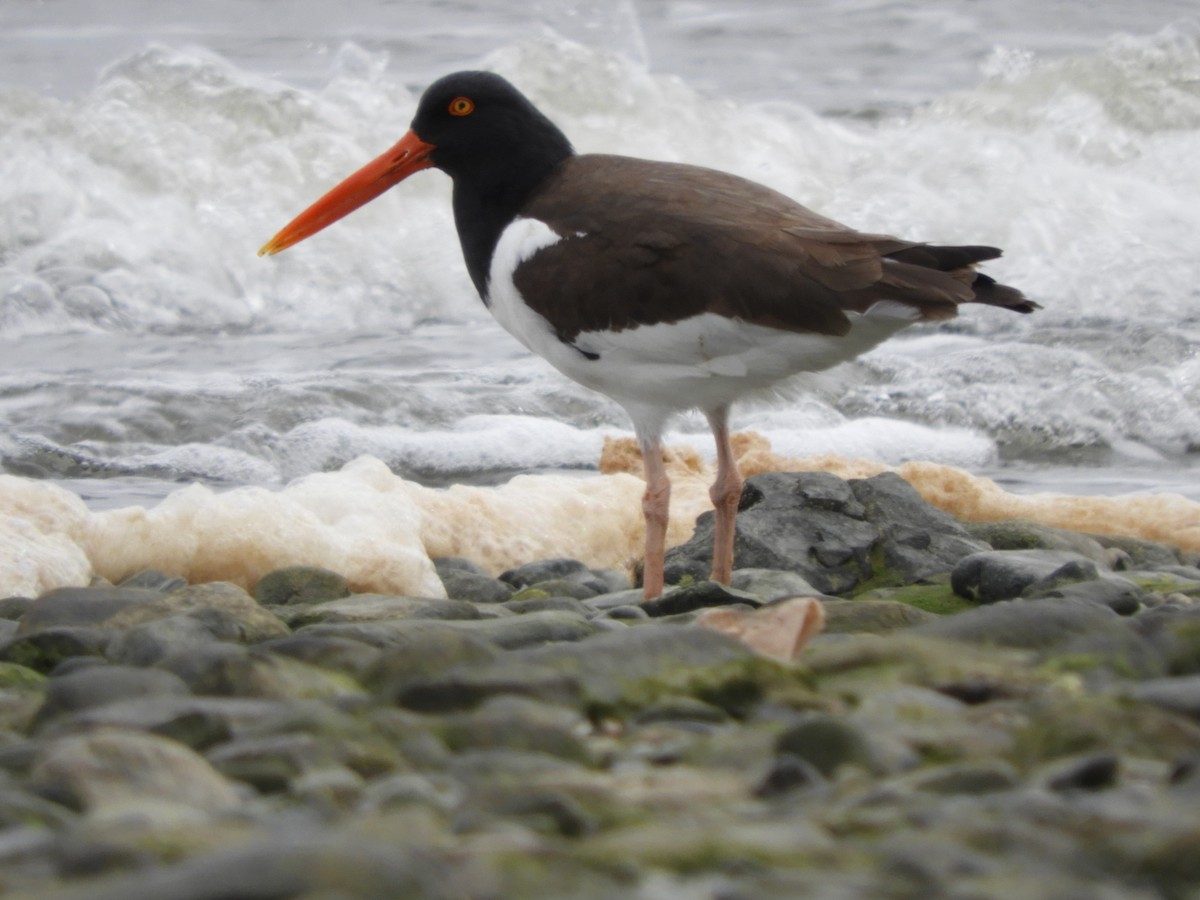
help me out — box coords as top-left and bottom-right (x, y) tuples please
(514, 154), (1033, 343)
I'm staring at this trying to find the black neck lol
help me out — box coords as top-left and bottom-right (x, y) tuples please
(442, 130), (573, 300)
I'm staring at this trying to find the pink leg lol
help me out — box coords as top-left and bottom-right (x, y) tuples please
(638, 432), (670, 600)
(706, 406), (743, 585)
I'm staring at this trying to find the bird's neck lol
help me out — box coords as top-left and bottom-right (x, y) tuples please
(449, 139), (574, 301)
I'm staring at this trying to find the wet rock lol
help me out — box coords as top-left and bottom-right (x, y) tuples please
(658, 557), (711, 589)
(0, 786), (77, 830)
(595, 604), (649, 621)
(438, 570), (514, 603)
(394, 661), (583, 714)
(29, 730), (242, 822)
(444, 749), (610, 836)
(775, 713), (881, 777)
(1053, 624), (1168, 680)
(403, 600), (488, 621)
(32, 665), (191, 730)
(290, 765), (364, 811)
(256, 633), (382, 680)
(17, 836), (482, 900)
(104, 582), (289, 644)
(965, 519), (1109, 561)
(439, 696), (592, 764)
(1124, 569), (1200, 599)
(1013, 688), (1200, 767)
(731, 568), (826, 602)
(668, 472), (876, 594)
(754, 753), (826, 798)
(1025, 576), (1144, 614)
(1169, 755), (1200, 791)
(667, 471), (987, 595)
(1, 626), (108, 672)
(364, 626), (500, 703)
(396, 624), (754, 714)
(951, 550), (1104, 603)
(290, 593), (440, 625)
(876, 833), (1001, 896)
(457, 609), (599, 649)
(104, 615), (224, 668)
(253, 566), (350, 605)
(900, 759), (1021, 795)
(500, 557), (593, 589)
(912, 598), (1119, 649)
(501, 595), (590, 619)
(1040, 752), (1120, 792)
(588, 568), (631, 594)
(1134, 606), (1200, 675)
(581, 792), (833, 874)
(804, 634), (1036, 710)
(0, 597), (34, 621)
(642, 580), (763, 617)
(51, 696), (281, 750)
(582, 589), (645, 612)
(484, 786), (600, 838)
(16, 587), (165, 635)
(14, 522), (1200, 900)
(205, 732), (334, 793)
(854, 580), (975, 616)
(633, 695), (730, 726)
(301, 610), (595, 653)
(1090, 534), (1185, 569)
(822, 599), (937, 634)
(849, 472), (988, 582)
(359, 771), (460, 814)
(434, 556), (491, 578)
(118, 569), (189, 592)
(1127, 675), (1200, 720)
(157, 644), (364, 701)
(513, 578), (598, 601)
(1021, 558), (1107, 596)
(0, 660), (44, 692)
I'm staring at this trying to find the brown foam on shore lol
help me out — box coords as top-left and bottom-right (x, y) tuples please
(2, 435), (1197, 599)
(601, 432), (1200, 552)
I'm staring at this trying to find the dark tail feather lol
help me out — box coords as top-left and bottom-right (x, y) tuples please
(887, 244), (1039, 314)
(969, 271), (1040, 313)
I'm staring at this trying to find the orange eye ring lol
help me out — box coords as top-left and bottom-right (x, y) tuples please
(448, 96), (475, 117)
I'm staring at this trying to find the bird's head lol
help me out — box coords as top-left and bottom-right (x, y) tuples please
(258, 71), (572, 257)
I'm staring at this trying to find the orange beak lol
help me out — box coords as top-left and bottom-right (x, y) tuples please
(258, 130), (436, 256)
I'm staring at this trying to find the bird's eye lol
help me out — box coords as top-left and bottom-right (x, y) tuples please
(448, 96), (475, 117)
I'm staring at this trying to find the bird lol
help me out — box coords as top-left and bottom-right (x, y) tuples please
(259, 70), (1036, 601)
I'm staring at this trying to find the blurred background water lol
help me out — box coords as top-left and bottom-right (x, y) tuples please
(1, 0), (1198, 508)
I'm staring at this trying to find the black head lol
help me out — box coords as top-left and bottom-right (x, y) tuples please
(411, 71), (574, 184)
(258, 71), (575, 295)
(409, 72), (575, 297)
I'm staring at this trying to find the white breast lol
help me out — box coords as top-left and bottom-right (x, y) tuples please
(485, 217), (921, 433)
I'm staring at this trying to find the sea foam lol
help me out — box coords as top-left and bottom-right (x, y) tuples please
(4, 435), (1198, 601)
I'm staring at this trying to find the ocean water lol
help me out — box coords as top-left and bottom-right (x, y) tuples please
(1, 0), (1199, 518)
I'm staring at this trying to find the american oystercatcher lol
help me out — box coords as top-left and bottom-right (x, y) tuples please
(260, 70), (1036, 600)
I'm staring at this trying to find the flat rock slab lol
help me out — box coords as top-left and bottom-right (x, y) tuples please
(912, 598), (1121, 649)
(666, 471), (987, 595)
(950, 550), (1104, 604)
(822, 600), (938, 634)
(29, 730), (242, 822)
(395, 624), (755, 713)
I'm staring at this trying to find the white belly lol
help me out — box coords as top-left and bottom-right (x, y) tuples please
(486, 217), (919, 434)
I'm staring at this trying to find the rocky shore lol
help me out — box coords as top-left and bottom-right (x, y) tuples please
(1, 471), (1199, 899)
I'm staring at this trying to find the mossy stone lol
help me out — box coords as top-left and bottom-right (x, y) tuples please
(254, 567), (350, 605)
(776, 713), (879, 776)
